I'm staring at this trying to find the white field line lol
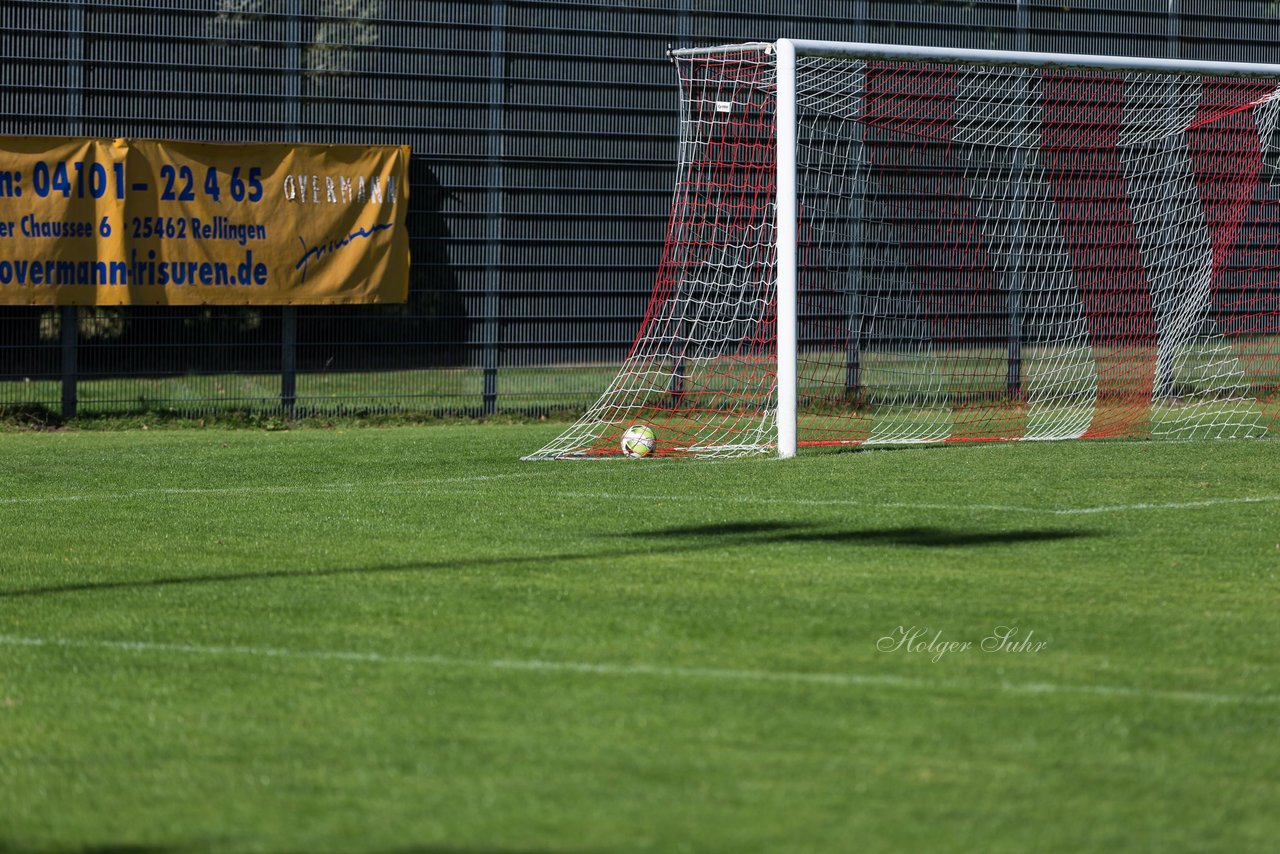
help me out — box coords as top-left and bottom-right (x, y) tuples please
(2, 475), (1277, 517)
(0, 473), (532, 506)
(1, 633), (1275, 707)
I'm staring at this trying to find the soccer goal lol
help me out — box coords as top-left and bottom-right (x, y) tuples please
(526, 39), (1280, 460)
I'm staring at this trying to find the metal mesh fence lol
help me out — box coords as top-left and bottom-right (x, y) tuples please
(1, 0), (1277, 418)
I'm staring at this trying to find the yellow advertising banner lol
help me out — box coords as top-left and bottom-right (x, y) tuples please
(0, 136), (409, 305)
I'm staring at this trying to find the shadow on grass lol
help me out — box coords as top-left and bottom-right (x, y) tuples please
(627, 521), (1091, 548)
(1, 520), (1094, 600)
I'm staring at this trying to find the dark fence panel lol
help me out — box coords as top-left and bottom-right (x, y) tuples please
(1, 0), (1277, 417)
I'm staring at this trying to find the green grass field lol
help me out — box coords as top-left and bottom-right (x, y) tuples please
(2, 424), (1279, 852)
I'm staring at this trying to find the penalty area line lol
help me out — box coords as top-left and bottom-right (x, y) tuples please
(0, 472), (536, 506)
(1, 634), (1276, 707)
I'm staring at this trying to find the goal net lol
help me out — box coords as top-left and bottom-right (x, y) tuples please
(526, 40), (1280, 460)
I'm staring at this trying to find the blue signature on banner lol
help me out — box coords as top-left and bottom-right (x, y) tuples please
(294, 222), (395, 283)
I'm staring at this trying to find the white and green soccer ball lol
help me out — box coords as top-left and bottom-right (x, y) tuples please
(621, 424), (656, 458)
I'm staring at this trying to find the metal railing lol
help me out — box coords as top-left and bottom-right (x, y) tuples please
(1, 0), (1277, 418)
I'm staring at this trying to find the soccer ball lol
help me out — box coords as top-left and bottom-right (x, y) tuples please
(621, 424), (656, 458)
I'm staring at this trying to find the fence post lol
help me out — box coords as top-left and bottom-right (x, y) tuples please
(482, 0), (506, 416)
(280, 0), (300, 418)
(1155, 0), (1181, 399)
(843, 0), (868, 400)
(60, 1), (85, 420)
(60, 306), (78, 419)
(1005, 0), (1029, 400)
(281, 307), (298, 417)
(285, 0), (301, 133)
(67, 0), (84, 131)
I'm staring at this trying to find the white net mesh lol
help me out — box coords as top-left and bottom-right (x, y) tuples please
(527, 44), (1280, 459)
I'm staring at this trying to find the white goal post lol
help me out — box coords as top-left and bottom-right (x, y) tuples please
(527, 39), (1280, 460)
